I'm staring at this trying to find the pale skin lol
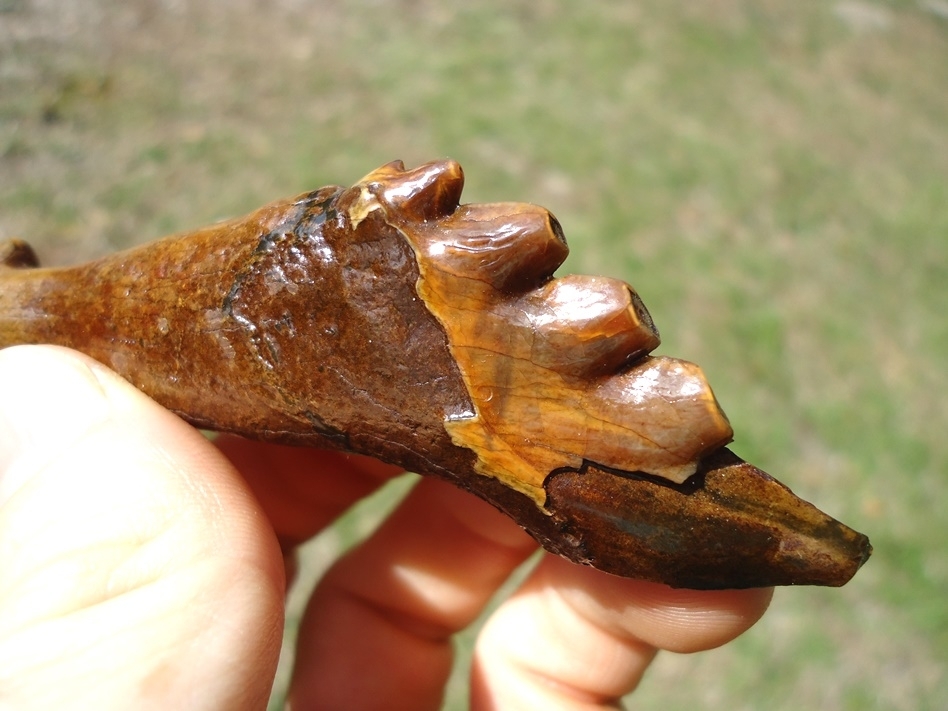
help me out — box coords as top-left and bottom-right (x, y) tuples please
(0, 345), (772, 710)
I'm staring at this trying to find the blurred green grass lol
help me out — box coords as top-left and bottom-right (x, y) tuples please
(2, 1), (946, 708)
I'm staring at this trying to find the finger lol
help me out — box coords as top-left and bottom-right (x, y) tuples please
(214, 435), (402, 548)
(0, 345), (285, 710)
(287, 476), (538, 710)
(214, 437), (403, 590)
(472, 555), (774, 709)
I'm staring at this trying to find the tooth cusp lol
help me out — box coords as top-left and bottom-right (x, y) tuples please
(525, 275), (661, 376)
(426, 204), (569, 292)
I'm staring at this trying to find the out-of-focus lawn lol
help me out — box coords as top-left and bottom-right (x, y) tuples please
(2, 1), (946, 708)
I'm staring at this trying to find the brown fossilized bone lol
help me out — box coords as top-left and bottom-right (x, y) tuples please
(0, 160), (871, 589)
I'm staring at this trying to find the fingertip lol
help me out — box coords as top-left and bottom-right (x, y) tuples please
(539, 556), (774, 653)
(0, 346), (112, 505)
(472, 556), (774, 708)
(0, 344), (107, 425)
(0, 345), (286, 707)
(0, 344), (285, 594)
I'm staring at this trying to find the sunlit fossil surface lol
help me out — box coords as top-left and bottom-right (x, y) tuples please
(0, 160), (871, 589)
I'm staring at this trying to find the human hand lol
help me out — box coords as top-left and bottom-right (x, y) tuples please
(0, 345), (772, 710)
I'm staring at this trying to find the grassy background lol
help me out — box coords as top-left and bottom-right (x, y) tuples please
(2, 0), (946, 708)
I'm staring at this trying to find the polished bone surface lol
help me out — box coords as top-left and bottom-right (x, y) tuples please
(0, 160), (871, 589)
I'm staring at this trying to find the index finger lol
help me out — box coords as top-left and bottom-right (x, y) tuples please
(214, 435), (404, 547)
(473, 556), (773, 708)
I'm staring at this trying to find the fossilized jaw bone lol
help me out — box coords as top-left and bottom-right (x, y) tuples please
(0, 159), (871, 588)
(354, 160), (734, 505)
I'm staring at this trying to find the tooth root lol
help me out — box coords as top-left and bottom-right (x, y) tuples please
(545, 450), (872, 589)
(524, 275), (660, 377)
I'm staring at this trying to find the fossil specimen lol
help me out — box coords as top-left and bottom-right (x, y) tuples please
(0, 160), (871, 589)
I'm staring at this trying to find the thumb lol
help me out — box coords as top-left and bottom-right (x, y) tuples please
(0, 346), (285, 710)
